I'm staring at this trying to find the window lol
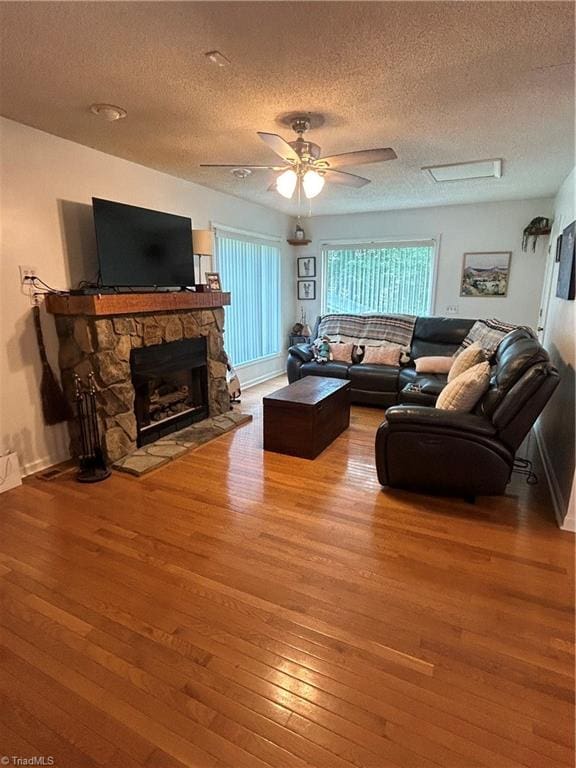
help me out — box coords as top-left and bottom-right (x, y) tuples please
(323, 241), (436, 316)
(215, 230), (281, 366)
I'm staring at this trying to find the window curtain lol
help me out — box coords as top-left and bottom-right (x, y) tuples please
(323, 241), (436, 316)
(215, 232), (281, 366)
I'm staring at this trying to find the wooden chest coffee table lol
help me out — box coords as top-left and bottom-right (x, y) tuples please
(263, 376), (351, 459)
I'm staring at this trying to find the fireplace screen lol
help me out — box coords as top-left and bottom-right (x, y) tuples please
(131, 337), (208, 446)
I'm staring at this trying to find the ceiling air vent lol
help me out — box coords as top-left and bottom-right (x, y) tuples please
(422, 159), (502, 182)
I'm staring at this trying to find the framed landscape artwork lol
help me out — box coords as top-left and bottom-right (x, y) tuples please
(460, 251), (511, 297)
(556, 220), (575, 300)
(298, 280), (316, 300)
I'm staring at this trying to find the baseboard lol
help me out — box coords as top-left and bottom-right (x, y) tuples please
(22, 450), (71, 478)
(533, 423), (570, 530)
(241, 368), (285, 390)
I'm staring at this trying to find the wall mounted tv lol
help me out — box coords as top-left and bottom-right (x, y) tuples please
(92, 198), (194, 288)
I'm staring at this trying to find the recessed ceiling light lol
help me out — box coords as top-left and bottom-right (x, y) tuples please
(422, 159), (502, 182)
(205, 50), (230, 67)
(231, 168), (252, 179)
(90, 103), (127, 121)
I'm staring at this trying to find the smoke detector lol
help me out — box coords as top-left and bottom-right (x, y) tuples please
(231, 168), (252, 180)
(90, 103), (127, 122)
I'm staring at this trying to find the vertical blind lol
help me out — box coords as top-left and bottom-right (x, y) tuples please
(216, 232), (281, 366)
(323, 241), (435, 316)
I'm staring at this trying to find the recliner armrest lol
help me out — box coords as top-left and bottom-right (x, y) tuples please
(384, 405), (496, 437)
(288, 343), (314, 363)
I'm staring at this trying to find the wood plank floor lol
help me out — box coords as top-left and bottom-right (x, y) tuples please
(1, 375), (574, 768)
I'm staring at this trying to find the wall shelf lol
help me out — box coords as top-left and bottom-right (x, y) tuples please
(287, 239), (312, 246)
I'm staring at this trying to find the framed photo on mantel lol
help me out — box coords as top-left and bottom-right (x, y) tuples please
(298, 280), (316, 300)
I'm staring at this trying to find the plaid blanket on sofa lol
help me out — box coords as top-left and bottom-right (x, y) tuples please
(317, 313), (417, 348)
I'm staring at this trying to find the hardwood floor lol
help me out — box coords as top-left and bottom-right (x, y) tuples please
(1, 375), (574, 768)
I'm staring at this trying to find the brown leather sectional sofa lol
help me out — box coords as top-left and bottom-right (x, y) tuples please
(287, 315), (559, 496)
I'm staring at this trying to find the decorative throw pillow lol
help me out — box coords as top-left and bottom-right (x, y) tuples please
(361, 343), (402, 366)
(414, 356), (453, 374)
(448, 342), (485, 382)
(436, 361), (491, 412)
(457, 319), (518, 358)
(330, 342), (355, 363)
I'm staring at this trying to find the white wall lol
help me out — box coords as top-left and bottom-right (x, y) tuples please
(294, 198), (553, 328)
(535, 167), (575, 530)
(0, 117), (293, 475)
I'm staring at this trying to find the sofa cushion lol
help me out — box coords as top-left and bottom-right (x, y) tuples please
(437, 362), (491, 412)
(415, 356), (453, 374)
(330, 342), (355, 363)
(448, 342), (485, 382)
(477, 331), (549, 418)
(300, 361), (351, 379)
(411, 317), (475, 358)
(361, 343), (402, 366)
(348, 364), (399, 393)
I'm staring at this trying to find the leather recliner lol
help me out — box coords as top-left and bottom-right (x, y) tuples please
(375, 329), (559, 496)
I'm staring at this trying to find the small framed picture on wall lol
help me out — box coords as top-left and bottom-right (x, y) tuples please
(297, 256), (316, 278)
(298, 280), (316, 300)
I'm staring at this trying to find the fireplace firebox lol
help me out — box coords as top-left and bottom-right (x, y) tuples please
(131, 338), (208, 447)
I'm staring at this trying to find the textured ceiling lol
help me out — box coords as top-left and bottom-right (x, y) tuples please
(0, 1), (574, 216)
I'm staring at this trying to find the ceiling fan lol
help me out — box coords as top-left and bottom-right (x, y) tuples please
(200, 115), (397, 200)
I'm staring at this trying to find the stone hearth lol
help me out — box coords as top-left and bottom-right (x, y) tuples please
(53, 306), (230, 463)
(113, 410), (252, 476)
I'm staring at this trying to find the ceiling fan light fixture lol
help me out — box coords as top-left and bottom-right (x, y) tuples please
(276, 169), (298, 199)
(303, 169), (325, 199)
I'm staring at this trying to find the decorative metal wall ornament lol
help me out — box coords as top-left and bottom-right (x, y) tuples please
(74, 372), (111, 483)
(522, 217), (551, 252)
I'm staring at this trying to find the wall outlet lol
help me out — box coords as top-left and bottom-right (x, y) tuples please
(446, 304), (459, 315)
(19, 265), (37, 284)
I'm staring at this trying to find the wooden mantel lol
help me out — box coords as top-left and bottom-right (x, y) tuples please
(45, 291), (231, 317)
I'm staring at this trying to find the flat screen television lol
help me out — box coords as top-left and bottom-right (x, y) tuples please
(92, 198), (194, 288)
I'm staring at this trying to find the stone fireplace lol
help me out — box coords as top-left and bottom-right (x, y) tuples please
(46, 292), (231, 464)
(131, 336), (209, 446)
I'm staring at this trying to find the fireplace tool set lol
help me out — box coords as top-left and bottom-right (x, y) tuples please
(74, 372), (110, 483)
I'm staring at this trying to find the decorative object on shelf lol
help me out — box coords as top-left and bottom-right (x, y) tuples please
(555, 234), (563, 263)
(557, 221), (575, 300)
(460, 252), (511, 297)
(298, 280), (316, 300)
(294, 221), (306, 240)
(74, 372), (111, 483)
(290, 308), (312, 345)
(192, 229), (214, 291)
(299, 307), (312, 338)
(297, 256), (316, 278)
(205, 272), (222, 291)
(522, 217), (551, 252)
(32, 304), (71, 425)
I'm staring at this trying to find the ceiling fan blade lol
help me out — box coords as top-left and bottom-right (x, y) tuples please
(257, 132), (300, 163)
(200, 163), (286, 170)
(324, 169), (371, 188)
(320, 148), (397, 169)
